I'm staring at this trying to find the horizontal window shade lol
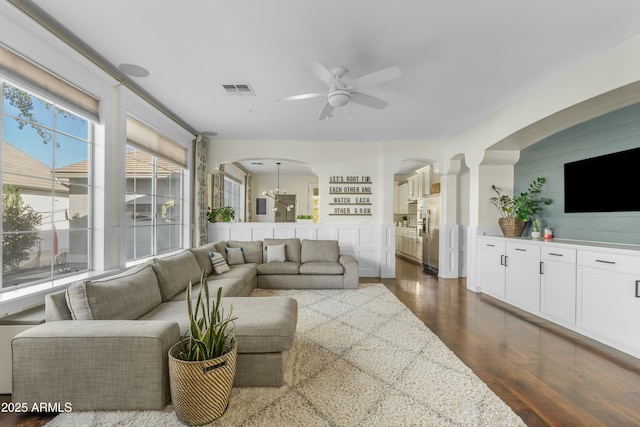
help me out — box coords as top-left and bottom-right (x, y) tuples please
(126, 117), (187, 167)
(0, 45), (99, 121)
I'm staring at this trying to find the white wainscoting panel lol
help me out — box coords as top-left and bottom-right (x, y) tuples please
(440, 224), (459, 279)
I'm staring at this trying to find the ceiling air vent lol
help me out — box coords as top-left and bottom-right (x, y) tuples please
(222, 84), (255, 96)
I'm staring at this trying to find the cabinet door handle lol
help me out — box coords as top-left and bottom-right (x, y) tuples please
(596, 259), (616, 265)
(515, 248), (527, 252)
(486, 244), (495, 247)
(540, 261), (544, 275)
(548, 253), (563, 257)
(636, 281), (640, 298)
(500, 255), (504, 266)
(504, 255), (508, 267)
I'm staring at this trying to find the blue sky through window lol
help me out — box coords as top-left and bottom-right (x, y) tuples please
(2, 84), (89, 168)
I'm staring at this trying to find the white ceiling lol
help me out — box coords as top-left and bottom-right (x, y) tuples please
(13, 1), (640, 147)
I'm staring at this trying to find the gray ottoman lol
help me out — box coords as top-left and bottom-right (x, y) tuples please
(224, 296), (298, 387)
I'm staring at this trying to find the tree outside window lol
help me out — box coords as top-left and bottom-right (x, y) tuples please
(1, 82), (92, 290)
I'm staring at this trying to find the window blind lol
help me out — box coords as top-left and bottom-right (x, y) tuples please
(126, 116), (188, 168)
(0, 44), (99, 121)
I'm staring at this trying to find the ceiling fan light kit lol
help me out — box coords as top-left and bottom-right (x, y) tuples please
(280, 62), (402, 120)
(328, 89), (350, 107)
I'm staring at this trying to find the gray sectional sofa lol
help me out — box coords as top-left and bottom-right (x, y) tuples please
(12, 238), (358, 411)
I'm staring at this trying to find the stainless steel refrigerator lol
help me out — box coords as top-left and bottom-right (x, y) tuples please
(422, 193), (440, 275)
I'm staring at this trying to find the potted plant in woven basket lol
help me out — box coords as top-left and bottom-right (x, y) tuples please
(169, 271), (238, 426)
(207, 206), (235, 223)
(489, 177), (552, 237)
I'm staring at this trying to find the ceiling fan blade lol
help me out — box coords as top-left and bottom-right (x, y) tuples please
(348, 66), (402, 89)
(307, 61), (335, 86)
(319, 102), (335, 120)
(278, 92), (325, 101)
(350, 92), (389, 109)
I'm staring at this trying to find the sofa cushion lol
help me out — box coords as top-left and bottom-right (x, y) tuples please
(301, 239), (340, 263)
(153, 251), (203, 301)
(169, 276), (248, 300)
(189, 241), (226, 275)
(210, 252), (231, 274)
(227, 263), (258, 287)
(265, 244), (286, 263)
(256, 262), (301, 275)
(299, 261), (345, 275)
(225, 247), (245, 265)
(65, 263), (161, 320)
(263, 238), (301, 263)
(227, 240), (263, 264)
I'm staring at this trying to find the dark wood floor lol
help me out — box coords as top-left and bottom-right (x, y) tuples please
(382, 257), (640, 427)
(3, 257), (640, 426)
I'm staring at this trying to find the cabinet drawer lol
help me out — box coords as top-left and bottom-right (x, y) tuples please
(477, 238), (504, 253)
(577, 250), (640, 275)
(541, 246), (576, 263)
(506, 241), (540, 258)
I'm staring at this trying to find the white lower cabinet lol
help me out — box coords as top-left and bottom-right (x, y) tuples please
(577, 250), (640, 355)
(540, 247), (577, 324)
(505, 242), (541, 312)
(477, 238), (506, 298)
(476, 236), (640, 359)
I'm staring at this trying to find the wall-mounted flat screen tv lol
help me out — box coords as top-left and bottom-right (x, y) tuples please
(564, 146), (640, 213)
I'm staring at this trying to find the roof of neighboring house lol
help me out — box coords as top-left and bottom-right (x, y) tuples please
(55, 150), (181, 178)
(2, 142), (68, 194)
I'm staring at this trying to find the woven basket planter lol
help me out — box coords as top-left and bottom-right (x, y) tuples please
(498, 218), (525, 237)
(169, 339), (237, 426)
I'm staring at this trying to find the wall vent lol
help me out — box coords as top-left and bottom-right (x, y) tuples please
(222, 84), (255, 96)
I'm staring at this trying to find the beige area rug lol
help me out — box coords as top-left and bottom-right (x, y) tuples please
(47, 284), (525, 426)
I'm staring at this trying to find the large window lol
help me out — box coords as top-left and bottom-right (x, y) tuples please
(224, 176), (241, 219)
(1, 82), (92, 290)
(126, 146), (185, 262)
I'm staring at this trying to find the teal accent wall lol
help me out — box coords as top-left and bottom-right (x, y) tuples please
(514, 102), (640, 245)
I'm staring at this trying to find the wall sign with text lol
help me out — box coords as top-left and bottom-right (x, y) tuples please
(328, 175), (373, 216)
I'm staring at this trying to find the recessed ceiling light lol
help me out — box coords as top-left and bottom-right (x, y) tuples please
(118, 63), (150, 78)
(201, 131), (218, 137)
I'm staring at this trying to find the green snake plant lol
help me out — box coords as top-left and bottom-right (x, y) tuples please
(178, 270), (237, 361)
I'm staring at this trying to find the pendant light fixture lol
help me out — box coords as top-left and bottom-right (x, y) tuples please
(262, 162), (294, 212)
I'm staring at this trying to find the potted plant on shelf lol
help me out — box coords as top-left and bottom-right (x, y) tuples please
(489, 177), (551, 237)
(296, 214), (314, 223)
(207, 206), (235, 222)
(531, 218), (542, 239)
(168, 271), (238, 425)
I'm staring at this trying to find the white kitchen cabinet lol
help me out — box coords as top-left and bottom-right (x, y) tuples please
(540, 247), (576, 324)
(477, 237), (506, 298)
(576, 250), (640, 355)
(505, 241), (541, 312)
(407, 175), (418, 201)
(416, 166), (431, 198)
(396, 227), (420, 263)
(398, 183), (408, 214)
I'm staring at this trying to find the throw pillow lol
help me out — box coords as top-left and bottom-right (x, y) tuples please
(265, 244), (286, 263)
(225, 247), (245, 265)
(209, 251), (230, 274)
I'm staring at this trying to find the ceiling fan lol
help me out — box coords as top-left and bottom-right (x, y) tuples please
(279, 62), (402, 120)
